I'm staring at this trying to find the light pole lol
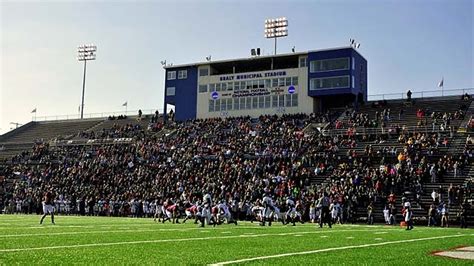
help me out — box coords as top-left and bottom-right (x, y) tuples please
(77, 44), (97, 119)
(265, 17), (288, 55)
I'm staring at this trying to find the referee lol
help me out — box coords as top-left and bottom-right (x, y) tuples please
(319, 192), (332, 228)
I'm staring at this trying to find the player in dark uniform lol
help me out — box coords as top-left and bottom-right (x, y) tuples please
(319, 192), (332, 228)
(460, 199), (470, 229)
(40, 191), (55, 225)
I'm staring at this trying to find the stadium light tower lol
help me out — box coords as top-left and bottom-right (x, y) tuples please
(265, 17), (288, 55)
(77, 44), (97, 119)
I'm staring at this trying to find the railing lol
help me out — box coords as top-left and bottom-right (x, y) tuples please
(321, 125), (456, 137)
(32, 109), (164, 122)
(368, 88), (473, 101)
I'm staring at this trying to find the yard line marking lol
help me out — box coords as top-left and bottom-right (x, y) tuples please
(374, 238), (383, 241)
(209, 234), (474, 265)
(346, 237), (354, 239)
(374, 232), (387, 234)
(0, 229), (386, 252)
(0, 229), (165, 238)
(0, 225), (378, 237)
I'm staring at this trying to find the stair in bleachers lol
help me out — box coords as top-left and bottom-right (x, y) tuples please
(0, 119), (103, 160)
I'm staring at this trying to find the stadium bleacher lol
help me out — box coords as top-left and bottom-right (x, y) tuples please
(0, 96), (472, 226)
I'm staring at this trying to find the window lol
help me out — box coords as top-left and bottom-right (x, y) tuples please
(239, 97), (246, 110)
(227, 98), (233, 110)
(234, 98), (239, 110)
(209, 100), (215, 112)
(215, 99), (221, 111)
(167, 71), (176, 80)
(285, 94), (292, 107)
(299, 57), (307, 68)
(245, 97), (252, 109)
(292, 77), (298, 86)
(252, 80), (259, 89)
(285, 77), (292, 86)
(199, 68), (209, 77)
(278, 78), (285, 87)
(289, 94), (298, 107)
(258, 96), (265, 109)
(221, 99), (227, 111)
(166, 87), (175, 96)
(241, 81), (246, 90)
(209, 84), (216, 92)
(252, 97), (258, 109)
(352, 76), (355, 88)
(272, 95), (278, 107)
(258, 80), (265, 88)
(227, 82), (233, 91)
(264, 96), (271, 108)
(278, 95), (284, 107)
(265, 79), (271, 88)
(199, 85), (207, 93)
(178, 70), (187, 79)
(215, 83), (222, 92)
(272, 78), (278, 87)
(221, 83), (227, 91)
(310, 76), (350, 90)
(234, 82), (240, 91)
(310, 58), (350, 72)
(352, 57), (355, 70)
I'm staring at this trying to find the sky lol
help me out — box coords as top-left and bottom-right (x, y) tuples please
(0, 0), (473, 134)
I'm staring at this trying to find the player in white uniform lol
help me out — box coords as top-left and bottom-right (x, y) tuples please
(273, 200), (284, 224)
(403, 198), (413, 230)
(217, 200), (237, 225)
(200, 193), (212, 227)
(261, 193), (274, 226)
(153, 199), (163, 222)
(285, 197), (297, 226)
(16, 199), (22, 214)
(309, 202), (316, 223)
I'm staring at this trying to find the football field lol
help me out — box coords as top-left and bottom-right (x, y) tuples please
(0, 215), (472, 265)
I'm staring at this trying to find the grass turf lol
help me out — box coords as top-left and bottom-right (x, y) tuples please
(0, 215), (472, 265)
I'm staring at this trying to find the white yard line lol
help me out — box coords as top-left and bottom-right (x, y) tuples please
(0, 229), (383, 252)
(0, 229), (161, 238)
(209, 234), (474, 265)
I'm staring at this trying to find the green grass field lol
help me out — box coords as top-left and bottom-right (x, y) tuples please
(0, 215), (472, 265)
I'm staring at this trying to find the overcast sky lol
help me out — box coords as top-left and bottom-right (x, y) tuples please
(1, 0), (473, 134)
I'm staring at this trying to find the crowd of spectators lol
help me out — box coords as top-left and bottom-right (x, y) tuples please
(0, 109), (472, 225)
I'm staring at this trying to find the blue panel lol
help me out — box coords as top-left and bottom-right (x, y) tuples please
(307, 48), (367, 100)
(351, 50), (368, 102)
(309, 88), (352, 97)
(164, 67), (198, 121)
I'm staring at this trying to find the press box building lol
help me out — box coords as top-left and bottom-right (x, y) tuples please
(163, 46), (367, 121)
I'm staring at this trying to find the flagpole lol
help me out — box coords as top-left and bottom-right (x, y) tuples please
(441, 76), (444, 97)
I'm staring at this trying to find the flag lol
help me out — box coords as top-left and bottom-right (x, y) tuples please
(438, 78), (444, 88)
(122, 101), (128, 107)
(31, 108), (37, 113)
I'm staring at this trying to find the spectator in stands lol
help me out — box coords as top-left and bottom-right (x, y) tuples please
(406, 90), (412, 101)
(138, 109), (142, 121)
